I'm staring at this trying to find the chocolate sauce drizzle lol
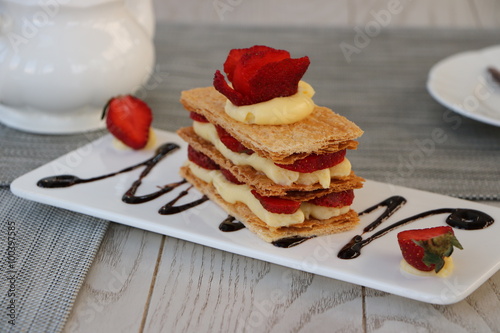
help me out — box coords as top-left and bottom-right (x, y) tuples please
(338, 198), (494, 260)
(272, 236), (316, 248)
(158, 185), (209, 215)
(37, 143), (180, 196)
(219, 216), (245, 232)
(36, 143), (495, 251)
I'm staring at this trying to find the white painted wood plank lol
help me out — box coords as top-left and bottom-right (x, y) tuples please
(143, 237), (363, 332)
(63, 223), (164, 333)
(364, 263), (500, 332)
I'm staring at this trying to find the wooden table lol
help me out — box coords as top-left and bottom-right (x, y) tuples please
(63, 24), (500, 332)
(65, 206), (500, 333)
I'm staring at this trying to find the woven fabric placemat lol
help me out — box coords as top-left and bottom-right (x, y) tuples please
(0, 189), (108, 332)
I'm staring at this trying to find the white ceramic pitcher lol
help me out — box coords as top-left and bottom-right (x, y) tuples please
(0, 0), (155, 134)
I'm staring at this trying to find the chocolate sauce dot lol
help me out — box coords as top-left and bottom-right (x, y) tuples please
(446, 209), (494, 230)
(37, 175), (83, 188)
(219, 216), (245, 232)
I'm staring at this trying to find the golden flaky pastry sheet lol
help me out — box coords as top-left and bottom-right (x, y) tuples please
(178, 126), (364, 198)
(180, 166), (359, 243)
(180, 87), (363, 164)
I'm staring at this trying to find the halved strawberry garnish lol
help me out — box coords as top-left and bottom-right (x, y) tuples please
(103, 95), (152, 150)
(214, 45), (310, 106)
(187, 145), (219, 170)
(223, 46), (289, 82)
(251, 190), (301, 214)
(215, 125), (253, 154)
(275, 150), (346, 173)
(308, 190), (354, 208)
(189, 112), (209, 123)
(397, 226), (463, 273)
(220, 168), (244, 185)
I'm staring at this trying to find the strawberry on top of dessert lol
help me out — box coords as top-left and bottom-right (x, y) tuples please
(213, 45), (315, 125)
(214, 45), (310, 106)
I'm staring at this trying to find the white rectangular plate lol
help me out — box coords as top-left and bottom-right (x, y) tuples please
(11, 129), (500, 305)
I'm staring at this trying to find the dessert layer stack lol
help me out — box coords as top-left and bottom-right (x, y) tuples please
(177, 46), (364, 244)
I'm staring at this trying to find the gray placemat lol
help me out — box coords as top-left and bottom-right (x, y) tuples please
(0, 188), (108, 333)
(0, 124), (107, 186)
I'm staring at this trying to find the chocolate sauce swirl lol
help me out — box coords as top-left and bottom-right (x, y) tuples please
(158, 185), (209, 215)
(37, 143), (180, 204)
(338, 202), (494, 259)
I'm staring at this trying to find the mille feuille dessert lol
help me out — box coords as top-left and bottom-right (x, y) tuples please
(177, 45), (364, 243)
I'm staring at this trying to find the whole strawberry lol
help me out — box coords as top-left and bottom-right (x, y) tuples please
(103, 95), (153, 150)
(397, 226), (463, 273)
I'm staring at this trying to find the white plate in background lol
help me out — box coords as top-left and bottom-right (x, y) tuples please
(427, 45), (500, 127)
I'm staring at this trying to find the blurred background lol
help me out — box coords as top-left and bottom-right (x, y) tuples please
(152, 0), (500, 28)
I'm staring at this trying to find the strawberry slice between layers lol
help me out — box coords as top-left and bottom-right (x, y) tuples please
(251, 190), (301, 214)
(220, 167), (244, 185)
(188, 145), (220, 170)
(189, 111), (209, 123)
(307, 190), (354, 208)
(275, 150), (347, 173)
(215, 125), (254, 155)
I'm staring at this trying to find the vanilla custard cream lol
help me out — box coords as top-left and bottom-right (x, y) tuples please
(193, 121), (351, 187)
(224, 81), (315, 125)
(112, 128), (157, 150)
(187, 161), (350, 228)
(400, 257), (454, 278)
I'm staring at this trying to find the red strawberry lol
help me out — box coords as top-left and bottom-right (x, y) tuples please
(308, 190), (354, 208)
(104, 95), (152, 149)
(220, 168), (244, 185)
(223, 45), (290, 83)
(397, 226), (463, 273)
(275, 150), (346, 173)
(215, 125), (253, 154)
(189, 111), (209, 123)
(213, 45), (310, 106)
(187, 145), (219, 170)
(251, 190), (301, 214)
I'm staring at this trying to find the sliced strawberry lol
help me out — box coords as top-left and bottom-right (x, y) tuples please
(187, 145), (219, 170)
(104, 95), (152, 149)
(397, 226), (463, 273)
(214, 70), (251, 105)
(308, 190), (354, 208)
(275, 150), (346, 173)
(230, 47), (291, 98)
(223, 45), (290, 83)
(214, 45), (310, 106)
(245, 57), (310, 105)
(215, 125), (253, 154)
(220, 168), (244, 185)
(251, 190), (301, 214)
(189, 111), (209, 123)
